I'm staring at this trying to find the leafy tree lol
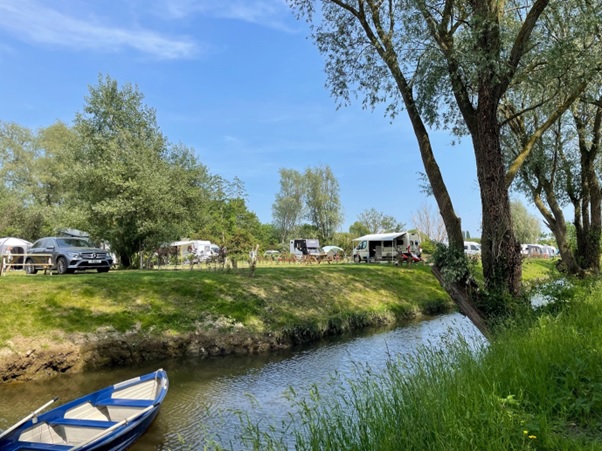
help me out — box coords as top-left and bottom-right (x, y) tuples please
(272, 168), (306, 243)
(507, 93), (602, 274)
(510, 200), (540, 244)
(0, 121), (78, 240)
(349, 221), (370, 238)
(72, 75), (181, 267)
(290, 0), (602, 335)
(304, 165), (343, 243)
(356, 208), (405, 234)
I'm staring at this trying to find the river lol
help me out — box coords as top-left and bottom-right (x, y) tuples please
(0, 313), (483, 450)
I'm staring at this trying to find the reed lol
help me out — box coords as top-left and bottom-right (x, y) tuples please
(236, 275), (602, 450)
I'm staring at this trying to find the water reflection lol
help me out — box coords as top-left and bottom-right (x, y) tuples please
(0, 313), (483, 450)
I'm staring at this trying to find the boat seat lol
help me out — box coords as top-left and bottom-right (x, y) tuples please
(49, 418), (118, 428)
(11, 442), (72, 450)
(94, 398), (155, 408)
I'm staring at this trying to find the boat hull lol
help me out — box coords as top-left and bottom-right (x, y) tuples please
(0, 369), (168, 451)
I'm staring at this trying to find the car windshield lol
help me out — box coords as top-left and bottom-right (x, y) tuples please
(56, 238), (92, 248)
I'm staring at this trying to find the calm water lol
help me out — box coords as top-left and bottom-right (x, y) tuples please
(0, 313), (482, 450)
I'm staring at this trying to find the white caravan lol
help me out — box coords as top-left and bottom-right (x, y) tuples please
(352, 232), (421, 263)
(171, 240), (220, 263)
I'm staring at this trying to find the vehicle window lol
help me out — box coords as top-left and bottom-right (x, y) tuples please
(57, 238), (91, 247)
(32, 240), (44, 249)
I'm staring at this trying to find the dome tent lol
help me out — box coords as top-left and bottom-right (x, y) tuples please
(0, 237), (33, 269)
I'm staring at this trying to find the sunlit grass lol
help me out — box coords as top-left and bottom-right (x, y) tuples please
(0, 264), (452, 344)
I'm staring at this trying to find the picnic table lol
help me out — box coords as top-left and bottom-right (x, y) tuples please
(1, 253), (53, 276)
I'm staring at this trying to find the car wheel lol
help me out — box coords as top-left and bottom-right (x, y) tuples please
(353, 254), (361, 263)
(25, 258), (37, 275)
(56, 257), (68, 275)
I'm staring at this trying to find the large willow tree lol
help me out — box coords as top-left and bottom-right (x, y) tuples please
(289, 0), (602, 335)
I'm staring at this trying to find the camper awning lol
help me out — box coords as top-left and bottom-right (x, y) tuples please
(352, 232), (406, 242)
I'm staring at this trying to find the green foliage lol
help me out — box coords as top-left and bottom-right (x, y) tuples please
(431, 242), (473, 286)
(271, 166), (343, 245)
(418, 237), (437, 255)
(272, 168), (306, 243)
(510, 199), (541, 244)
(72, 75), (178, 265)
(348, 221), (370, 238)
(0, 120), (81, 240)
(355, 208), (405, 234)
(304, 165), (343, 243)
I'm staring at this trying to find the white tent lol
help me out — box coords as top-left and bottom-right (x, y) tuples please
(0, 237), (32, 254)
(322, 245), (345, 255)
(0, 237), (33, 268)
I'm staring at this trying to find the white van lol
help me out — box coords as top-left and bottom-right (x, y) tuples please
(464, 241), (481, 256)
(352, 232), (421, 263)
(290, 239), (321, 260)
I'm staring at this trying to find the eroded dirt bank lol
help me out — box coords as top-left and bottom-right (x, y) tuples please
(0, 313), (404, 383)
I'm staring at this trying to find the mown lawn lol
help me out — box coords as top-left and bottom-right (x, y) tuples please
(0, 263), (453, 346)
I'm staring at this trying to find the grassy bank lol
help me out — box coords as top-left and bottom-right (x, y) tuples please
(236, 271), (602, 450)
(0, 263), (454, 350)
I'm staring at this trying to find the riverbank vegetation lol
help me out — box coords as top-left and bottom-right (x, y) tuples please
(237, 272), (602, 450)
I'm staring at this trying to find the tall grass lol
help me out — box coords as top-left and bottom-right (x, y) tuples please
(235, 277), (602, 450)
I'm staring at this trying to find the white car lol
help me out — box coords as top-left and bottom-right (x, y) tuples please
(464, 241), (481, 255)
(263, 250), (280, 258)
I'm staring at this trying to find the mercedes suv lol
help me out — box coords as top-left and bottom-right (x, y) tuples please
(25, 237), (113, 275)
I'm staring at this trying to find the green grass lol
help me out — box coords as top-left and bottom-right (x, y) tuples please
(0, 264), (453, 346)
(234, 270), (602, 450)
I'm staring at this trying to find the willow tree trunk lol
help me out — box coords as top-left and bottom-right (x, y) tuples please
(474, 97), (522, 301)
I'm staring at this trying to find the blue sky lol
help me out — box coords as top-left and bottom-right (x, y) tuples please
(0, 0), (487, 237)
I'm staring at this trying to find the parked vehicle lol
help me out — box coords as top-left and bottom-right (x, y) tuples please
(289, 239), (321, 260)
(25, 237), (113, 275)
(171, 240), (220, 263)
(0, 369), (168, 450)
(352, 232), (421, 263)
(263, 250), (280, 259)
(464, 241), (481, 256)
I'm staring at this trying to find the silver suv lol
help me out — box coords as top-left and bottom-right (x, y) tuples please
(25, 237), (113, 275)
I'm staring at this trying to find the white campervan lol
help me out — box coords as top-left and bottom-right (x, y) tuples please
(352, 232), (421, 263)
(290, 239), (321, 260)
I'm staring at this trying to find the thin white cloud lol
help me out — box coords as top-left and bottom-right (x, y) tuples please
(0, 0), (199, 59)
(157, 0), (297, 32)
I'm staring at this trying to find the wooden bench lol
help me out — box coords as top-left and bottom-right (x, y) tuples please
(1, 253), (53, 276)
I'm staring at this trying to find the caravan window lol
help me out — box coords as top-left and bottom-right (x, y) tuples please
(357, 241), (367, 250)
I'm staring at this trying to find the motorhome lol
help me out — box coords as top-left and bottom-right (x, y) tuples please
(352, 232), (421, 263)
(290, 238), (322, 260)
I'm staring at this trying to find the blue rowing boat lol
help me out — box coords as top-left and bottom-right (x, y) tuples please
(0, 369), (168, 451)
